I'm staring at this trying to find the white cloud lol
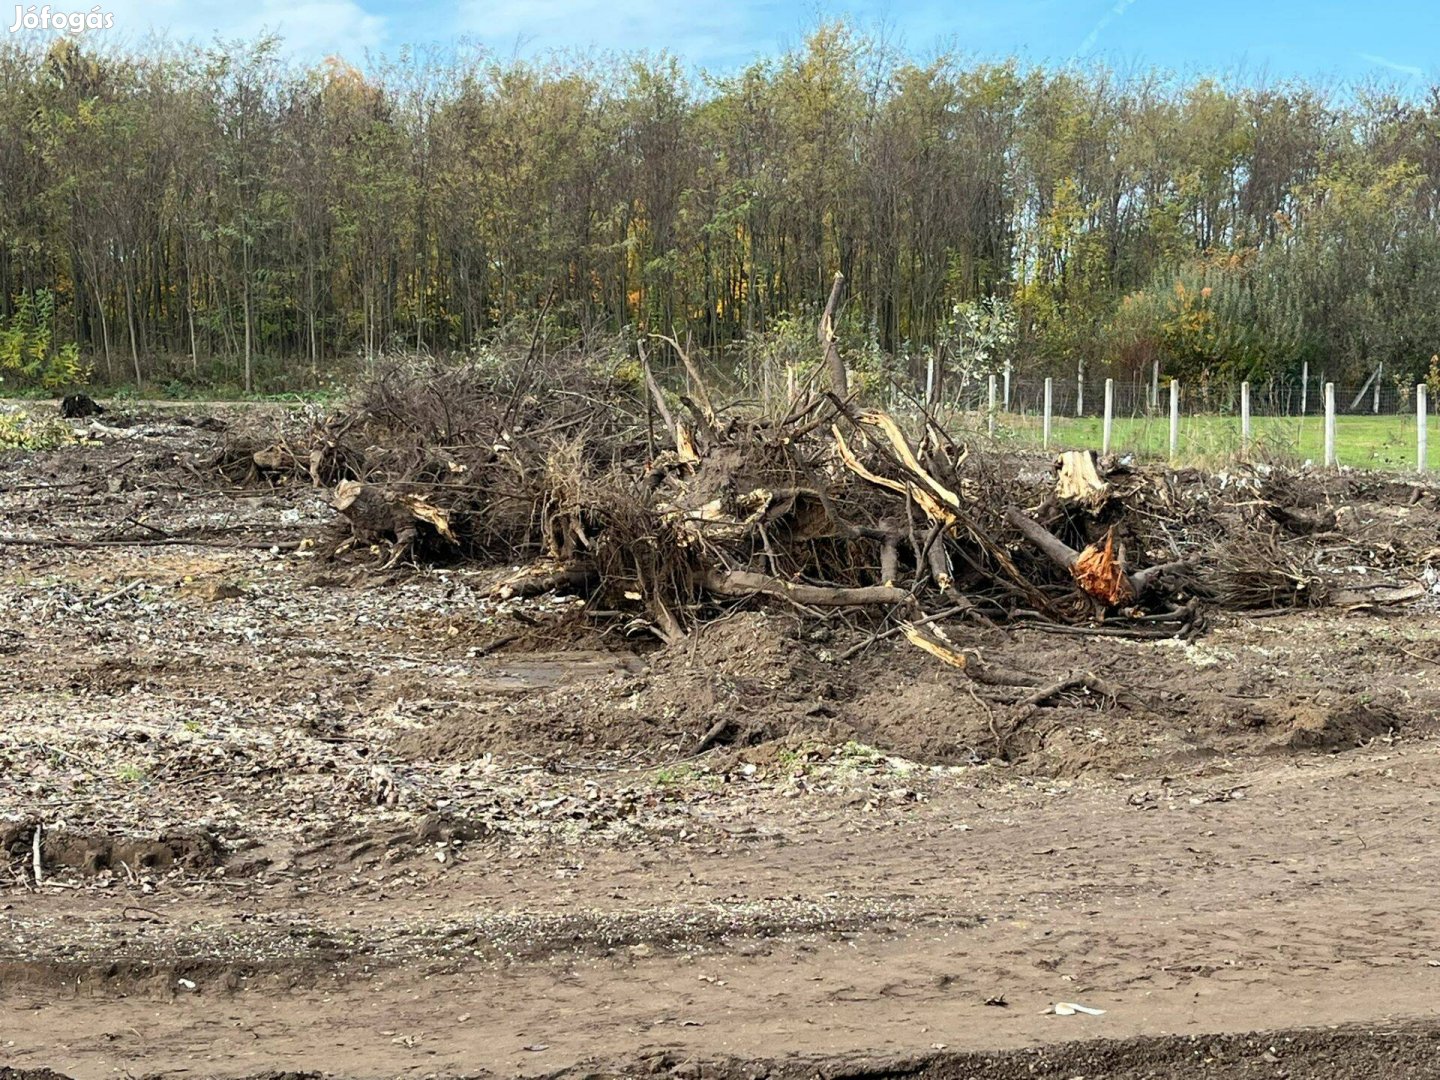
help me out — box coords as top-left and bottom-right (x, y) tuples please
(1359, 51), (1423, 80)
(1075, 0), (1138, 58)
(455, 0), (765, 65)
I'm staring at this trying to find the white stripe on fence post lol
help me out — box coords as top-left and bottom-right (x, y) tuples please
(987, 374), (997, 436)
(1169, 379), (1180, 461)
(925, 352), (936, 405)
(1419, 384), (1428, 472)
(1374, 363), (1382, 414)
(1324, 382), (1336, 467)
(1240, 381), (1251, 455)
(1102, 378), (1114, 456)
(1043, 377), (1053, 451)
(1300, 361), (1309, 415)
(1003, 361), (1011, 411)
(1076, 360), (1084, 417)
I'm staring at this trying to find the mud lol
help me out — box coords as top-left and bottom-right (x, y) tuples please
(0, 821), (220, 875)
(4, 405), (1440, 1078)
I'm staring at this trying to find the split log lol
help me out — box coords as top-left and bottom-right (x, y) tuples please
(819, 272), (847, 398)
(333, 480), (457, 568)
(1072, 530), (1133, 605)
(1053, 450), (1109, 512)
(1006, 506), (1189, 604)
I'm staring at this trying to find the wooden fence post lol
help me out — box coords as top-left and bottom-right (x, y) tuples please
(1169, 379), (1180, 461)
(1324, 382), (1337, 467)
(1102, 377), (1114, 456)
(1043, 377), (1053, 451)
(1419, 384), (1429, 472)
(1300, 361), (1309, 415)
(1003, 361), (1011, 411)
(1240, 381), (1251, 455)
(987, 373), (997, 437)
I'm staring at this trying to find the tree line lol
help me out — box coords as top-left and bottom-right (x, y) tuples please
(2, 26), (1440, 393)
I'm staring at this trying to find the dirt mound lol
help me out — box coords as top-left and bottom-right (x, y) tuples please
(0, 822), (221, 876)
(838, 637), (1162, 772)
(387, 604), (1436, 776)
(391, 614), (851, 763)
(1266, 699), (1403, 751)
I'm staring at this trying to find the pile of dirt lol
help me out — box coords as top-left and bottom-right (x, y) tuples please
(382, 592), (1440, 775)
(391, 613), (849, 762)
(0, 821), (221, 876)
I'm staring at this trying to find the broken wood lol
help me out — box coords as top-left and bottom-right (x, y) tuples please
(1071, 529), (1133, 606)
(1053, 450), (1109, 512)
(819, 272), (847, 398)
(1005, 507), (1189, 606)
(333, 481), (456, 547)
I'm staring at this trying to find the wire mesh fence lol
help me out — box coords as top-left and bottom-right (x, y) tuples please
(920, 373), (1438, 472)
(667, 351), (1435, 473)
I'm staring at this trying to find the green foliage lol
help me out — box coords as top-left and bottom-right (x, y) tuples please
(0, 408), (75, 450)
(2, 32), (1440, 391)
(1107, 256), (1303, 381)
(940, 295), (1016, 381)
(0, 291), (90, 390)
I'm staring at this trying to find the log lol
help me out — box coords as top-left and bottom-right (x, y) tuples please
(494, 565), (598, 600)
(701, 569), (912, 608)
(1006, 506), (1080, 569)
(1006, 506), (1189, 604)
(1263, 503), (1337, 536)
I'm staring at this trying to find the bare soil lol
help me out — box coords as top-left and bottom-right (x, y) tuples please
(3, 409), (1440, 1078)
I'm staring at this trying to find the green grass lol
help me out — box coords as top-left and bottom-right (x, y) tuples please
(990, 411), (1436, 471)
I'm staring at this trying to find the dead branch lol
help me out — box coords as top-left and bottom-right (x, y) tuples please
(640, 344), (677, 446)
(656, 332), (718, 432)
(819, 272), (847, 398)
(701, 569), (914, 609)
(494, 564), (598, 600)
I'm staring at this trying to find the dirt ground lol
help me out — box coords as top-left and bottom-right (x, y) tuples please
(4, 407), (1440, 1079)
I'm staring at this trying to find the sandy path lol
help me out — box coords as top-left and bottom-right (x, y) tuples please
(4, 744), (1439, 1078)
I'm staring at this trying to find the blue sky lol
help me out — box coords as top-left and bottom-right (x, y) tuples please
(30, 0), (1440, 84)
